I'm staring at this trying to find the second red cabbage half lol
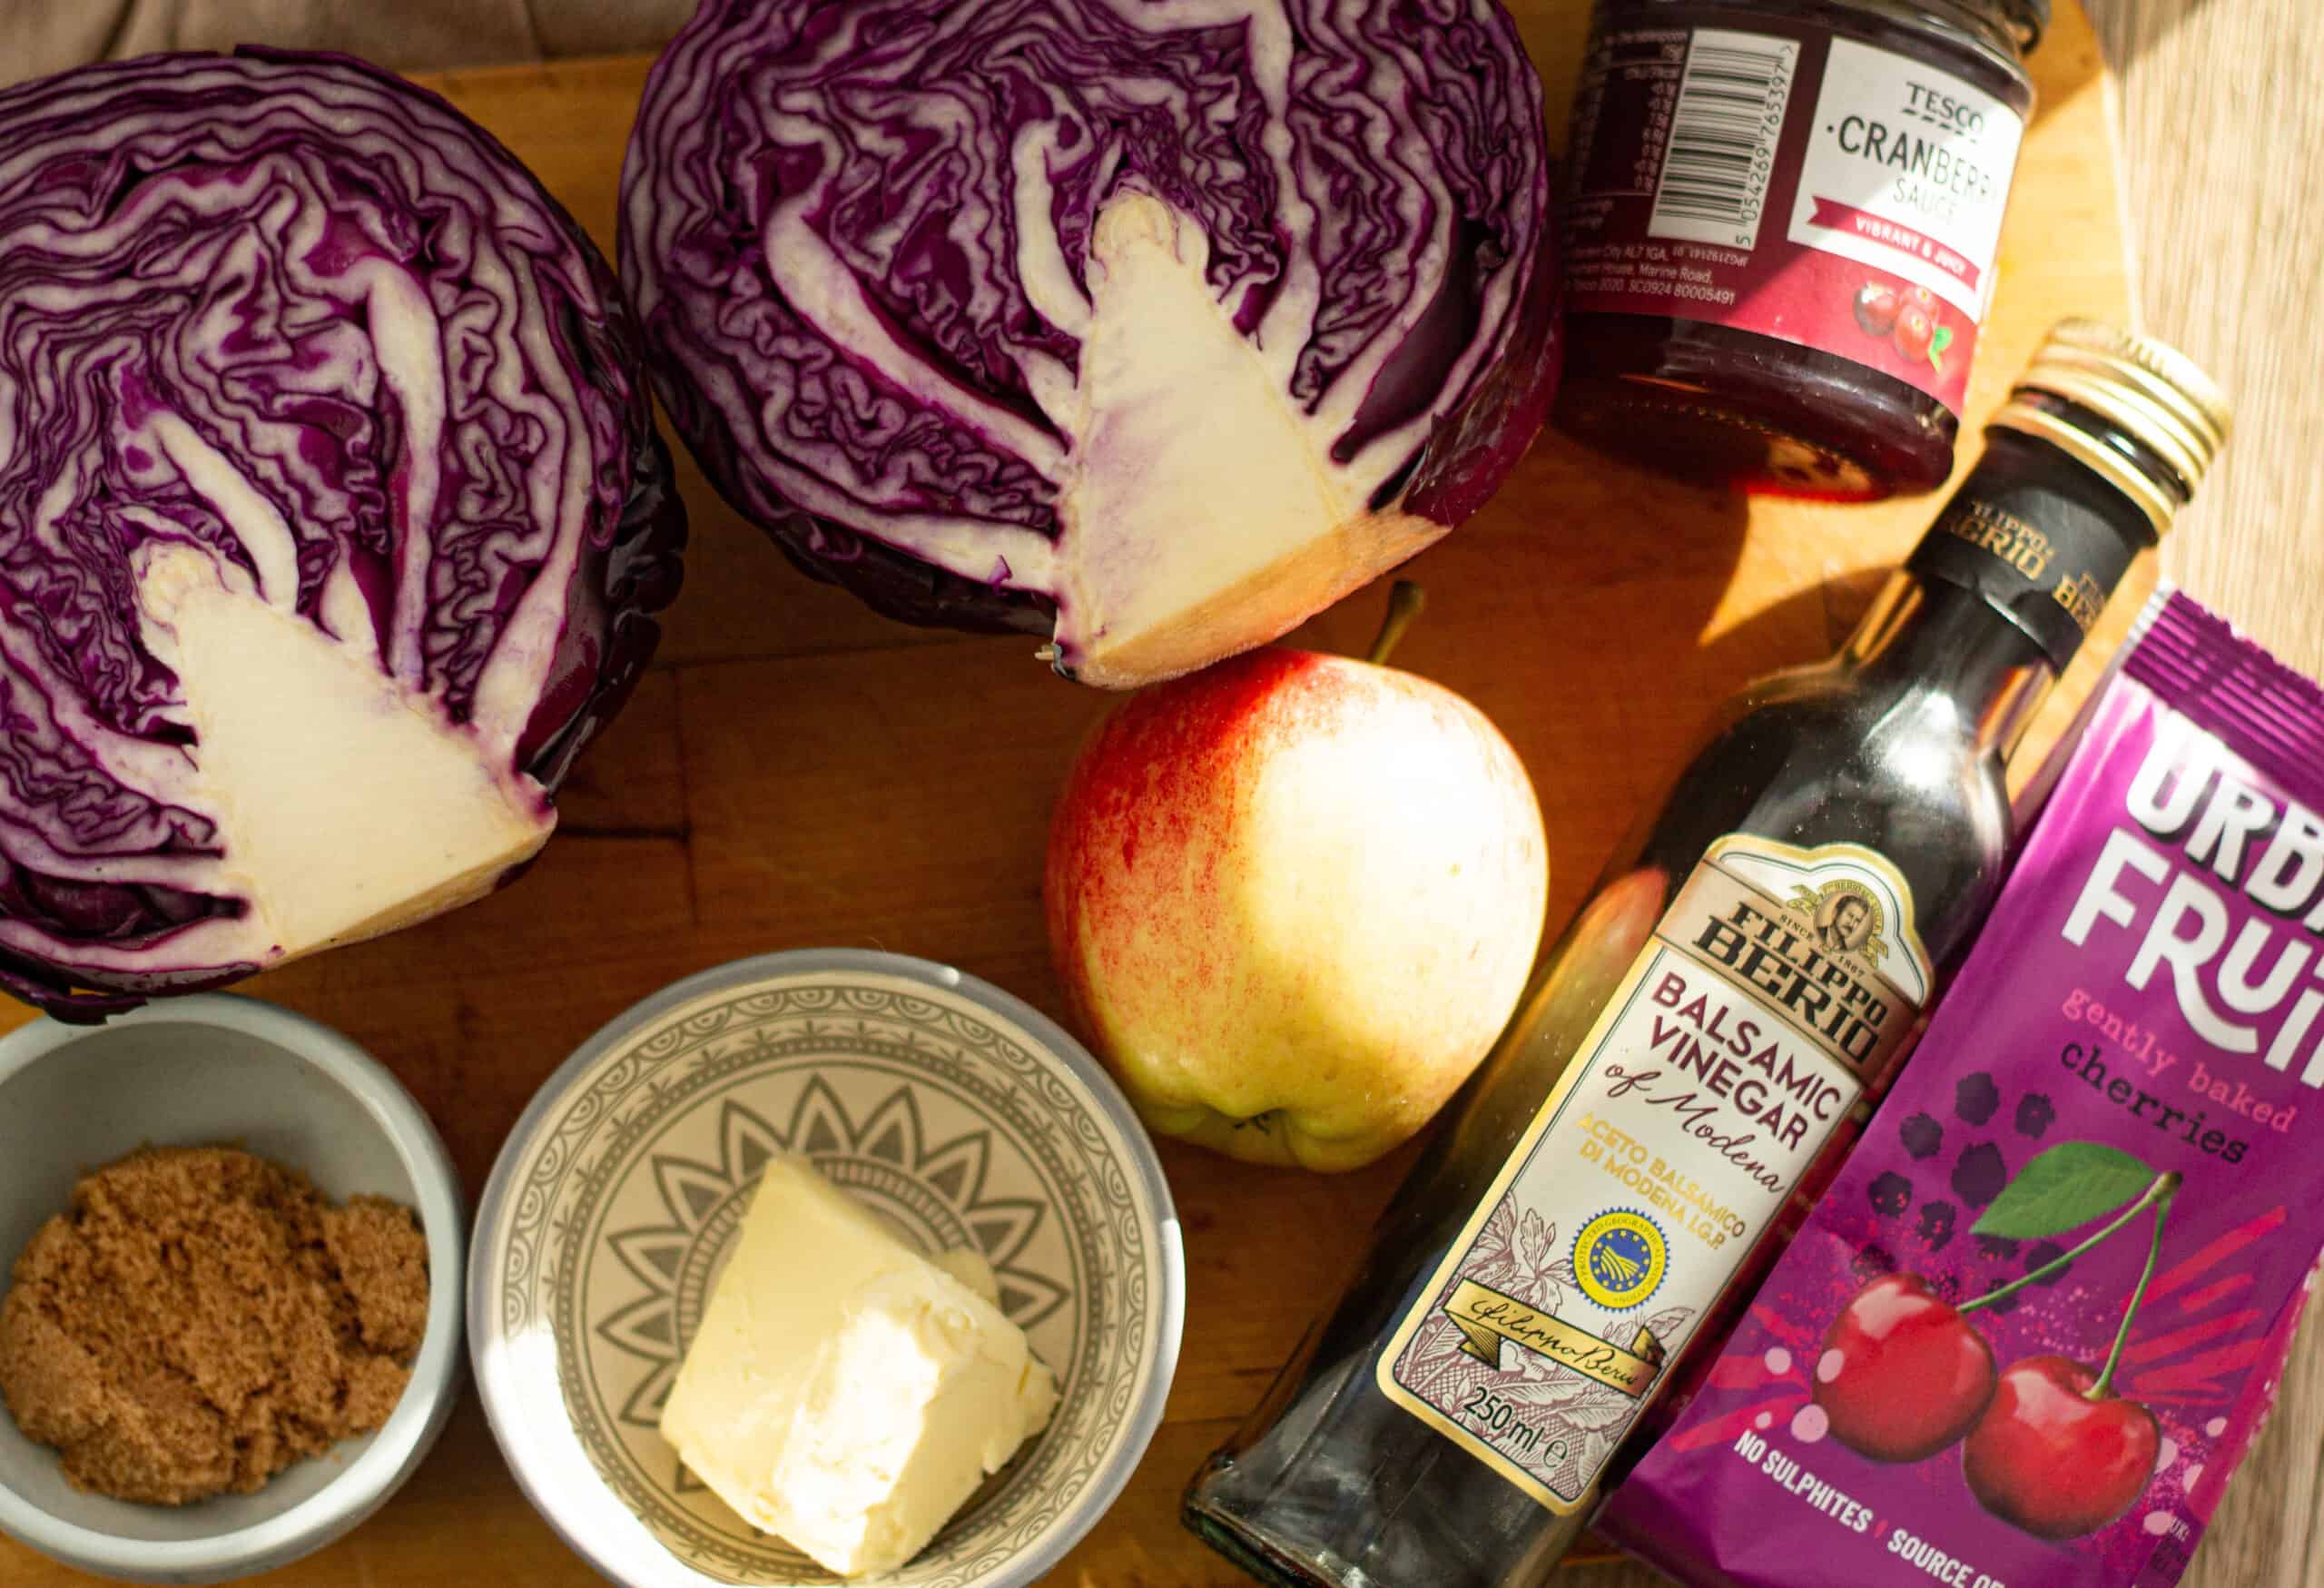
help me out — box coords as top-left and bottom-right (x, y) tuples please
(622, 0), (1558, 687)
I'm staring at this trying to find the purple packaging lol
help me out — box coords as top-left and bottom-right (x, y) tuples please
(1600, 589), (2324, 1588)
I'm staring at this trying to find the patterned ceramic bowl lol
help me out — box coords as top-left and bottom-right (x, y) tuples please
(469, 950), (1184, 1587)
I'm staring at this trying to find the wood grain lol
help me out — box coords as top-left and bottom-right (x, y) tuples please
(2086, 6), (2324, 1587)
(4, 3), (2312, 1586)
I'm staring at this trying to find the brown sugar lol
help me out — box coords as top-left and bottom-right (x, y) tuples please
(0, 1146), (429, 1504)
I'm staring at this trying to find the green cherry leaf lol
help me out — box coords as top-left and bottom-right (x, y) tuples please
(1971, 1141), (2157, 1240)
(1932, 324), (1955, 356)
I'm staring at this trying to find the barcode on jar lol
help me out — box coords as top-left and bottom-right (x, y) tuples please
(1647, 30), (1800, 251)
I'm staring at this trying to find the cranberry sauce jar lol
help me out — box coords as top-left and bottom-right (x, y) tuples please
(1554, 0), (2047, 498)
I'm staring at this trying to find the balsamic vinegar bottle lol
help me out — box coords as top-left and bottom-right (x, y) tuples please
(1183, 321), (2230, 1588)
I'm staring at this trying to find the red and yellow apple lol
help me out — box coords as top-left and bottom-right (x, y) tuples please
(1044, 626), (1549, 1172)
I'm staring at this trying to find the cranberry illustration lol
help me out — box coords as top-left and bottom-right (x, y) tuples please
(1853, 281), (1902, 337)
(1893, 305), (1937, 363)
(1870, 1170), (1914, 1216)
(1814, 1273), (1996, 1463)
(1964, 1356), (2161, 1539)
(1905, 283), (1939, 313)
(1956, 1072), (2001, 1125)
(2014, 1092), (2057, 1139)
(2024, 1239), (2071, 1285)
(1899, 1111), (1944, 1159)
(1953, 1141), (2007, 1207)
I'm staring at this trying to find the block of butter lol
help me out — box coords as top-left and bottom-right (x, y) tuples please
(659, 1153), (1059, 1576)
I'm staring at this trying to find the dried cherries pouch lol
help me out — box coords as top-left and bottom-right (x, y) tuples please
(1600, 588), (2324, 1588)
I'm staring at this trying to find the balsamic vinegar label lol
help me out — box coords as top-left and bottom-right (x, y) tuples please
(1377, 837), (1935, 1512)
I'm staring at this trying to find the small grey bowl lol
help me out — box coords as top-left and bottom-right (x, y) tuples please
(471, 948), (1185, 1588)
(0, 994), (465, 1584)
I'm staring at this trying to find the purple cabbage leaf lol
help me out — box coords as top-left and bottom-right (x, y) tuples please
(0, 49), (685, 1020)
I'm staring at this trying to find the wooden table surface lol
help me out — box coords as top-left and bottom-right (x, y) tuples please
(1, 2), (2315, 1586)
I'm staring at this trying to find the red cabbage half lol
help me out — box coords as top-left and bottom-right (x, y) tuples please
(622, 0), (1557, 686)
(0, 49), (685, 1020)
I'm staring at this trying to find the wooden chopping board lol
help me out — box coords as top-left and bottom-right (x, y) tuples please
(0, 5), (2146, 1585)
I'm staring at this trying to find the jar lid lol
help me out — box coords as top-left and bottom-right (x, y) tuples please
(1944, 0), (2051, 54)
(1989, 319), (2230, 538)
(1990, 0), (2051, 51)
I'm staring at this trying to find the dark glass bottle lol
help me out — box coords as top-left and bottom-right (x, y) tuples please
(1184, 321), (2229, 1588)
(1556, 0), (2049, 499)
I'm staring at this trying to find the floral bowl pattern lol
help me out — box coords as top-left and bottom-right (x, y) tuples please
(470, 950), (1184, 1587)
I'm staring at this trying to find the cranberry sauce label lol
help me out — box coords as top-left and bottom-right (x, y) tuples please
(1601, 619), (2324, 1588)
(1564, 23), (2026, 415)
(1377, 837), (1932, 1512)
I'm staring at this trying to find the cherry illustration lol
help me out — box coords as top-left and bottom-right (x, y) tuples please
(1905, 283), (1938, 313)
(1812, 1272), (1995, 1463)
(1893, 305), (1936, 364)
(1853, 281), (1902, 337)
(1964, 1355), (2160, 1539)
(1952, 1164), (2182, 1539)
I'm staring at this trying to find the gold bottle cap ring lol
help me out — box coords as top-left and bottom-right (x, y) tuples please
(1988, 319), (2230, 538)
